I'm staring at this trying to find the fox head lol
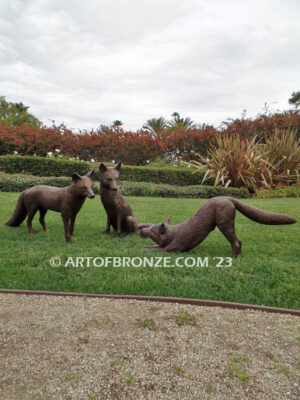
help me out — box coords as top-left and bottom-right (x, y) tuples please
(71, 169), (95, 199)
(140, 218), (174, 247)
(99, 162), (121, 191)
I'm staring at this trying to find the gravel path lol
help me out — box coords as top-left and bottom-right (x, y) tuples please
(0, 294), (299, 400)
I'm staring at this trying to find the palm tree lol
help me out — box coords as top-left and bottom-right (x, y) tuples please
(112, 120), (123, 127)
(143, 117), (169, 135)
(169, 112), (196, 129)
(197, 123), (209, 130)
(289, 91), (300, 110)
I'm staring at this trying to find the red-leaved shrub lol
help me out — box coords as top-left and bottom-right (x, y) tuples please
(0, 111), (299, 165)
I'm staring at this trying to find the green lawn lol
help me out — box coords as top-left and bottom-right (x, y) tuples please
(0, 193), (299, 309)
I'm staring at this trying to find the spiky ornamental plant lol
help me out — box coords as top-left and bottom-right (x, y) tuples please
(264, 129), (300, 185)
(184, 130), (300, 190)
(184, 134), (270, 191)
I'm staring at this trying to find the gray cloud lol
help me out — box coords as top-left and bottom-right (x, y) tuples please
(0, 0), (299, 130)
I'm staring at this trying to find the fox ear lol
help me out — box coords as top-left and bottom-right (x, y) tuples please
(164, 218), (170, 224)
(87, 169), (94, 177)
(159, 222), (166, 234)
(72, 173), (81, 182)
(115, 162), (121, 171)
(99, 163), (107, 173)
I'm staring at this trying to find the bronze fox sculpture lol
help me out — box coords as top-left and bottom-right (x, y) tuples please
(5, 170), (95, 242)
(139, 196), (297, 257)
(99, 162), (138, 236)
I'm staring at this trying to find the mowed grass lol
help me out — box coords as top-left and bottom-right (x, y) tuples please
(0, 192), (299, 309)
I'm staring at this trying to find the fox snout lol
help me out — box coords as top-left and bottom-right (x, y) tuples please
(140, 227), (157, 242)
(87, 188), (95, 199)
(87, 189), (95, 199)
(110, 181), (118, 191)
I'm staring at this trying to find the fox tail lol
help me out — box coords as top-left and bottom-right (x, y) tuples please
(5, 192), (27, 227)
(231, 198), (297, 225)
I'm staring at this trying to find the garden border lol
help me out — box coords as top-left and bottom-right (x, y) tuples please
(0, 289), (299, 316)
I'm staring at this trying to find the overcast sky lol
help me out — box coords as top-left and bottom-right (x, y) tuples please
(0, 0), (299, 130)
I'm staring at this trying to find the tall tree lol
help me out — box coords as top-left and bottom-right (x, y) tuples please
(112, 120), (123, 127)
(288, 91), (300, 109)
(96, 124), (110, 134)
(0, 96), (42, 126)
(143, 117), (169, 135)
(169, 112), (196, 129)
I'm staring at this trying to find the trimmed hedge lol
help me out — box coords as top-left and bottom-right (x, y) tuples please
(255, 185), (300, 198)
(0, 173), (249, 198)
(0, 155), (212, 186)
(0, 174), (72, 192)
(119, 181), (249, 199)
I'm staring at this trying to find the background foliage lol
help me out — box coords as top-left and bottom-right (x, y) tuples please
(0, 111), (299, 165)
(0, 173), (248, 198)
(0, 155), (211, 186)
(0, 96), (41, 127)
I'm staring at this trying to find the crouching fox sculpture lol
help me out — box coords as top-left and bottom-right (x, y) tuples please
(139, 196), (297, 257)
(5, 170), (95, 242)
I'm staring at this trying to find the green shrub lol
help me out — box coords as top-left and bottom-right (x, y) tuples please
(119, 180), (249, 198)
(0, 155), (212, 186)
(0, 173), (249, 198)
(0, 173), (72, 192)
(0, 155), (94, 177)
(256, 185), (300, 198)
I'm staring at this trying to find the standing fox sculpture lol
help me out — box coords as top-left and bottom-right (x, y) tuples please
(5, 170), (95, 242)
(139, 196), (297, 257)
(99, 162), (138, 235)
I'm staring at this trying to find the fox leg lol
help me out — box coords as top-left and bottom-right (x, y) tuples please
(126, 216), (138, 233)
(62, 214), (71, 242)
(27, 205), (38, 234)
(39, 208), (49, 232)
(217, 222), (242, 258)
(116, 214), (122, 236)
(105, 214), (111, 233)
(70, 213), (77, 236)
(138, 223), (153, 230)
